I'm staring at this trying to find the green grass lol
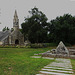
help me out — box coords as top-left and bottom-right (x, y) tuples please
(71, 59), (75, 75)
(0, 48), (54, 75)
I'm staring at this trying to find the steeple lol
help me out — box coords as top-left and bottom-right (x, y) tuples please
(14, 10), (18, 18)
(13, 10), (19, 31)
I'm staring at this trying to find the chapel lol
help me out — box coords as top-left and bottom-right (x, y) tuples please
(0, 10), (24, 45)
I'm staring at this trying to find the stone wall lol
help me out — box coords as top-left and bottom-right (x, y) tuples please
(10, 30), (24, 45)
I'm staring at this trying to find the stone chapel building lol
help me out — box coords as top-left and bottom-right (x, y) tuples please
(0, 10), (24, 45)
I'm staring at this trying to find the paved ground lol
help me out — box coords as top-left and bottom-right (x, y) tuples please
(36, 58), (73, 75)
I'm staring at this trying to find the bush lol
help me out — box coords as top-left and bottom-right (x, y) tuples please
(0, 42), (70, 48)
(65, 43), (71, 46)
(30, 43), (44, 48)
(0, 45), (31, 48)
(43, 43), (57, 47)
(0, 43), (57, 48)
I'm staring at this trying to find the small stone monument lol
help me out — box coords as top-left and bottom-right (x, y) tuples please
(41, 41), (69, 58)
(56, 41), (69, 56)
(24, 40), (31, 46)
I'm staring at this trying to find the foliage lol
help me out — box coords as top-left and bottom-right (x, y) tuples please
(0, 45), (30, 48)
(21, 7), (75, 44)
(2, 26), (10, 31)
(21, 7), (49, 43)
(11, 28), (14, 32)
(0, 43), (58, 48)
(43, 43), (57, 47)
(0, 48), (54, 75)
(49, 14), (75, 45)
(30, 43), (44, 48)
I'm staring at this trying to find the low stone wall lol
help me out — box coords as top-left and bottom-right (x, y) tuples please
(69, 49), (75, 55)
(41, 53), (75, 59)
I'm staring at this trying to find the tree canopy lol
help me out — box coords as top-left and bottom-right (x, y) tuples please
(21, 7), (75, 45)
(2, 26), (9, 31)
(21, 7), (49, 43)
(49, 14), (75, 44)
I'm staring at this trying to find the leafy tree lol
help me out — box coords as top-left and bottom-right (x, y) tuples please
(2, 26), (9, 31)
(11, 28), (14, 32)
(21, 7), (49, 43)
(49, 14), (75, 44)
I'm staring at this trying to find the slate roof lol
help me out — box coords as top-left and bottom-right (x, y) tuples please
(0, 30), (10, 41)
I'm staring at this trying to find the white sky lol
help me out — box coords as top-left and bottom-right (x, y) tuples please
(0, 0), (75, 30)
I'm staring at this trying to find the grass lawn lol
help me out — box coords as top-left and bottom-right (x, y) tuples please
(71, 59), (75, 75)
(0, 48), (54, 75)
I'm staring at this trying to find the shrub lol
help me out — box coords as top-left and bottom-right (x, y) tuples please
(43, 43), (57, 47)
(30, 43), (44, 48)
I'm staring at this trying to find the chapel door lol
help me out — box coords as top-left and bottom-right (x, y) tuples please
(15, 39), (19, 44)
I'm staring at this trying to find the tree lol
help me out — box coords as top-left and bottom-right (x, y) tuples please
(11, 28), (14, 32)
(21, 7), (49, 43)
(49, 14), (75, 44)
(2, 26), (9, 31)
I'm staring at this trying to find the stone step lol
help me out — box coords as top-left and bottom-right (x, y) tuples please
(36, 74), (44, 75)
(39, 71), (72, 75)
(31, 56), (41, 58)
(44, 66), (72, 71)
(42, 57), (54, 60)
(36, 58), (73, 75)
(42, 68), (73, 73)
(47, 63), (72, 69)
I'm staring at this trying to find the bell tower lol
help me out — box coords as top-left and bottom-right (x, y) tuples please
(13, 10), (19, 31)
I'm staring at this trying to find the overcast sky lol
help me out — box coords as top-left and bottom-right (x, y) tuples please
(0, 0), (75, 30)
